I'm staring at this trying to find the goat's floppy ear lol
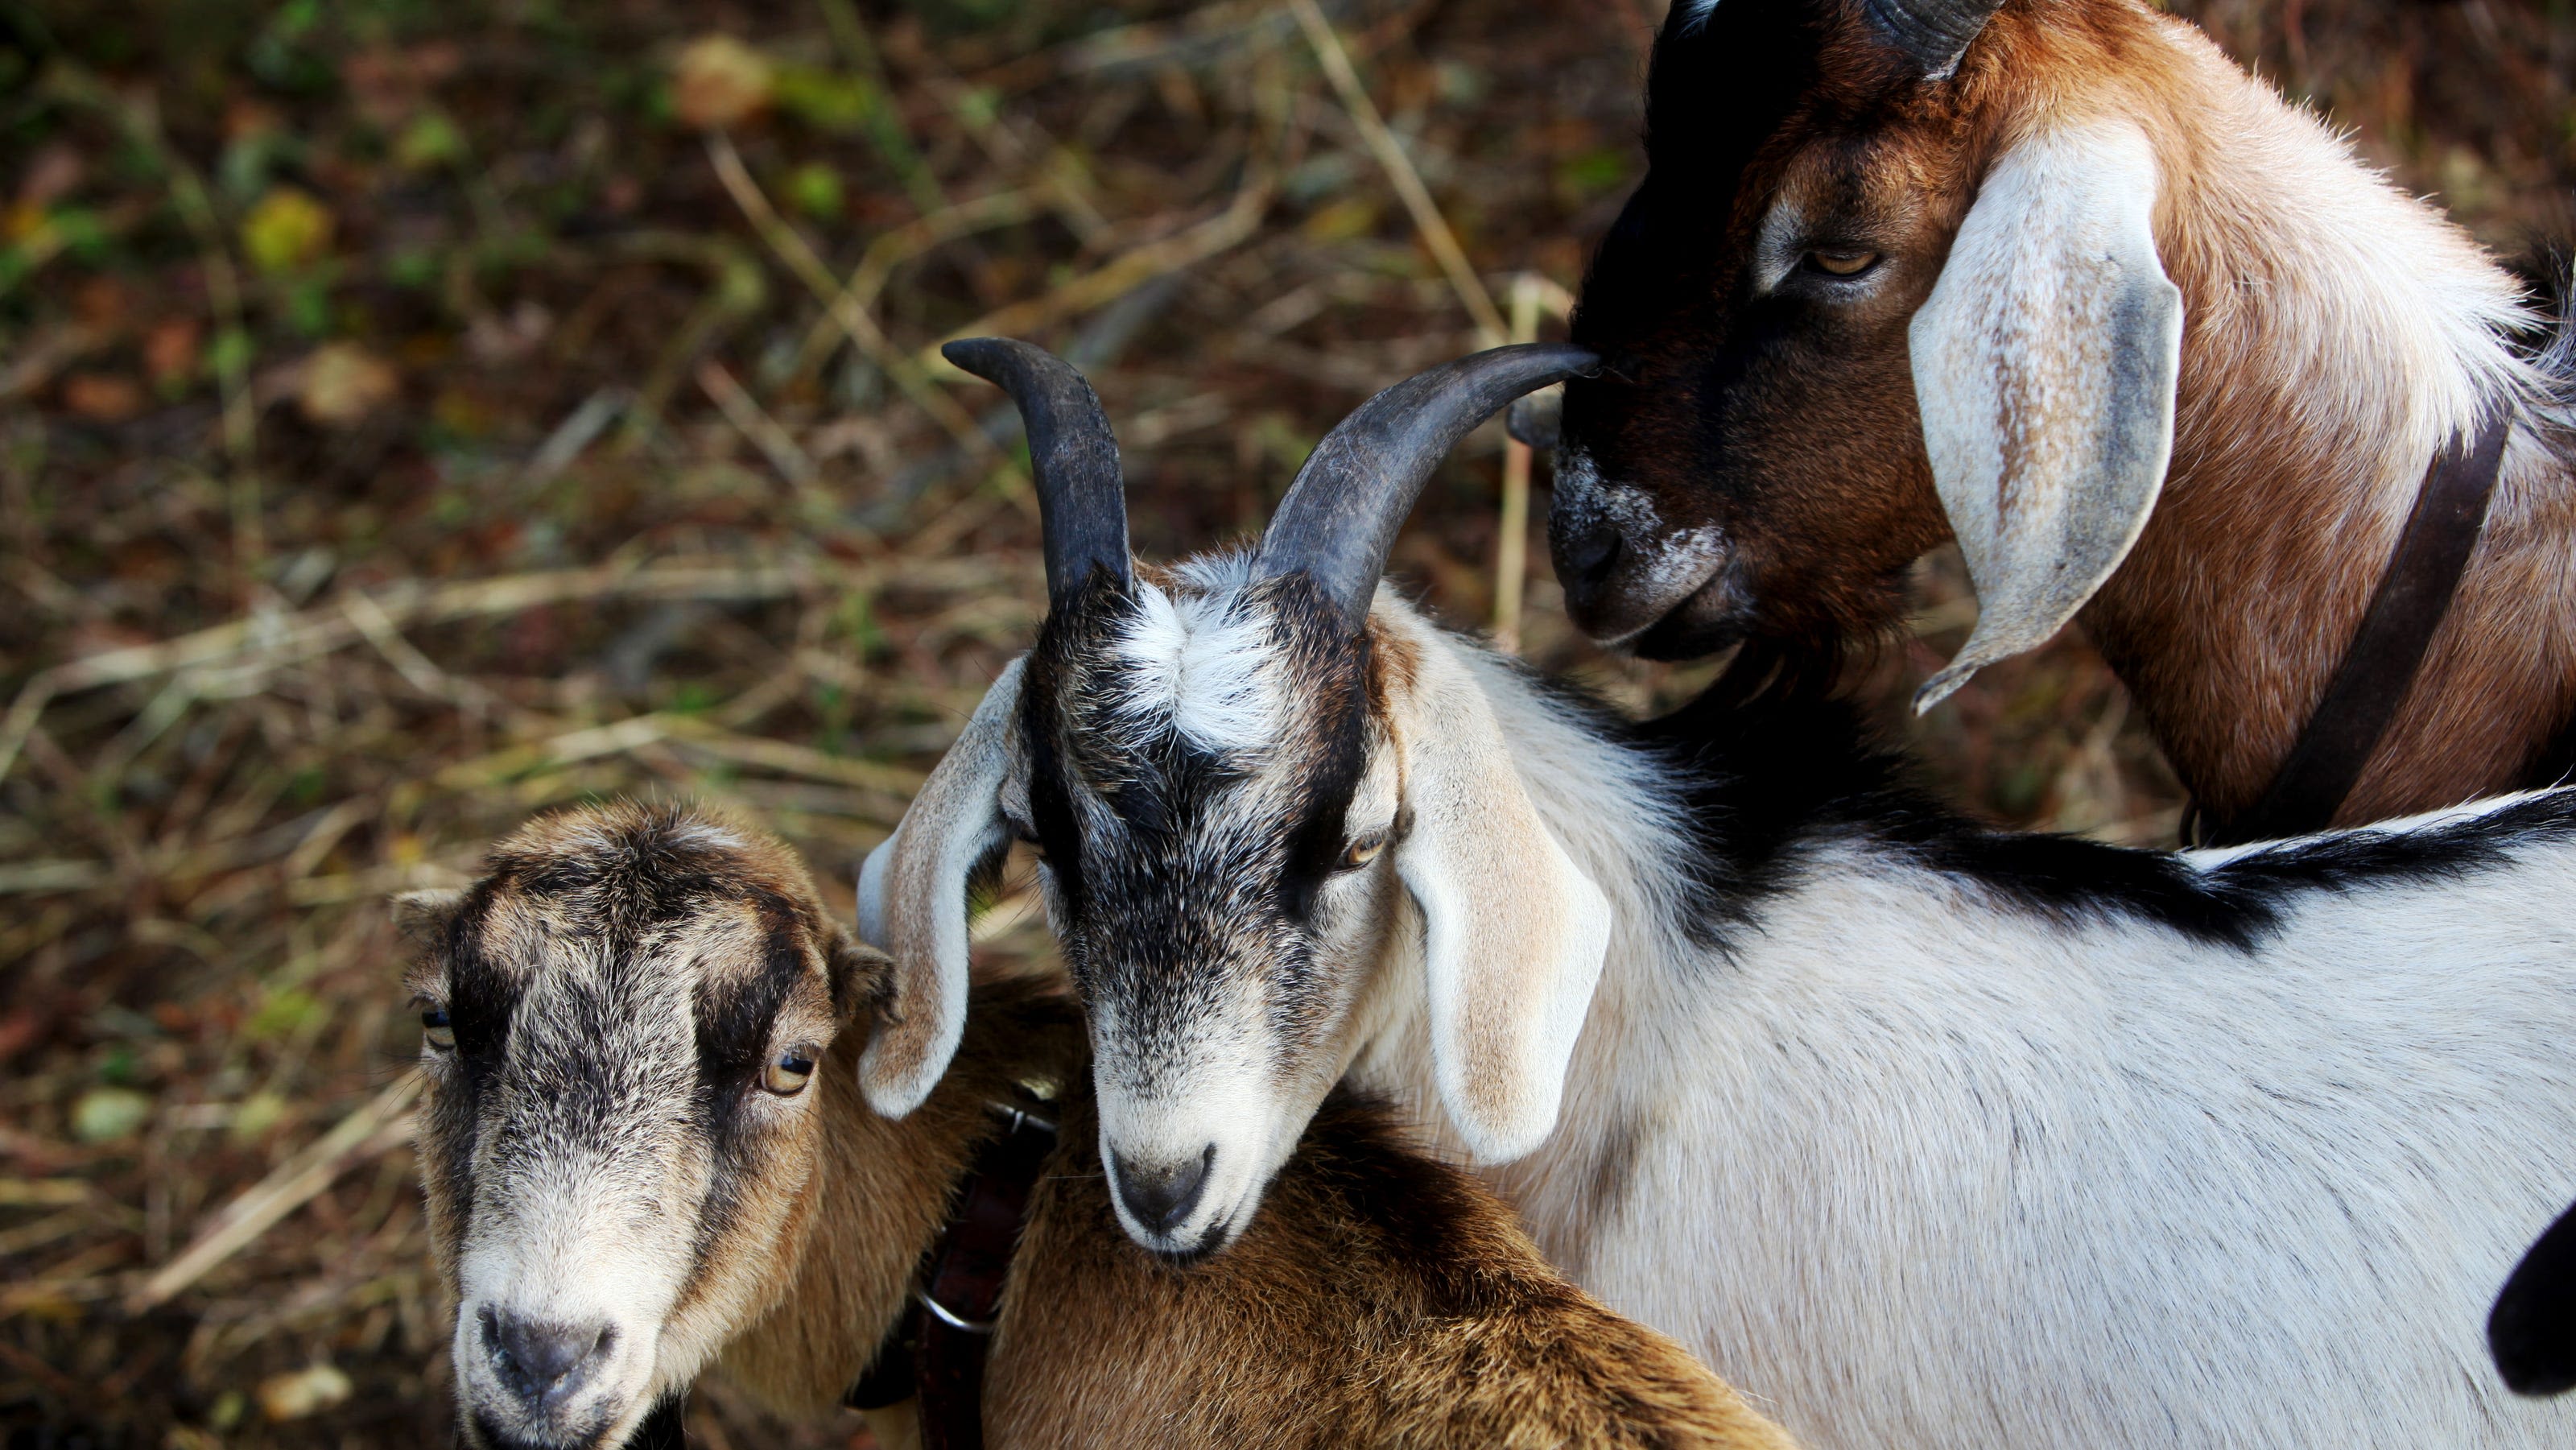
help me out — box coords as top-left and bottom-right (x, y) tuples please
(854, 659), (1024, 1117)
(1909, 120), (2183, 712)
(1391, 646), (1613, 1163)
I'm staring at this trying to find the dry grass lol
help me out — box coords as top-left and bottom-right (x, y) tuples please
(2, 1), (2570, 1444)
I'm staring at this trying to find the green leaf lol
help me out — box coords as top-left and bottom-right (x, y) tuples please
(246, 988), (324, 1040)
(72, 1087), (153, 1143)
(774, 67), (877, 134)
(786, 161), (845, 219)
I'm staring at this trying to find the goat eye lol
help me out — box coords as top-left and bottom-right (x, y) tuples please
(762, 1049), (816, 1097)
(1806, 248), (1880, 278)
(421, 1009), (456, 1051)
(1340, 832), (1388, 870)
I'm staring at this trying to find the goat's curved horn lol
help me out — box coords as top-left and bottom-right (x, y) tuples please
(1861, 0), (2005, 79)
(1256, 344), (1600, 628)
(941, 337), (1130, 605)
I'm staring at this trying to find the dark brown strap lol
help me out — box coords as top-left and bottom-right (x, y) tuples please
(2208, 407), (2511, 845)
(630, 1393), (687, 1448)
(844, 1101), (1058, 1450)
(2490, 1192), (2576, 1396)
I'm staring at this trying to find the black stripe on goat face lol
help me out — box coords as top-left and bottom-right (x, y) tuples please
(1555, 0), (1967, 663)
(410, 804), (845, 1450)
(1018, 557), (1398, 1258)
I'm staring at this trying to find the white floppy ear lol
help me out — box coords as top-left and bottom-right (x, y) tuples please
(853, 658), (1024, 1117)
(1909, 119), (2184, 712)
(1390, 648), (1612, 1163)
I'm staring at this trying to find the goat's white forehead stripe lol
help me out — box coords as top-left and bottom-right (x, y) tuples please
(1109, 579), (1287, 755)
(1678, 0), (1720, 32)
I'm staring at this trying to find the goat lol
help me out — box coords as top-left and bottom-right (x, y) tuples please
(399, 800), (1797, 1450)
(865, 338), (2576, 1447)
(1542, 0), (2576, 834)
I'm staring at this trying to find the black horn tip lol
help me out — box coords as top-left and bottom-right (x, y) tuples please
(1862, 0), (2004, 77)
(938, 336), (1132, 607)
(1257, 342), (1604, 626)
(939, 336), (1032, 378)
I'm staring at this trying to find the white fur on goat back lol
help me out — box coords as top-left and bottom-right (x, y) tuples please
(1435, 685), (2576, 1447)
(869, 575), (2576, 1447)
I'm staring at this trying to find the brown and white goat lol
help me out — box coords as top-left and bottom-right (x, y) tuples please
(399, 801), (1798, 1450)
(1550, 0), (2576, 831)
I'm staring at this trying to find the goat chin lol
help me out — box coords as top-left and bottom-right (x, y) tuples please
(1339, 597), (2576, 1449)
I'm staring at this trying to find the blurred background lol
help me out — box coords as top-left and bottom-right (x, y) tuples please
(1, 0), (2570, 1444)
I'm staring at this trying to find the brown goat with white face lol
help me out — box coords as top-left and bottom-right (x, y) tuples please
(1552, 0), (2576, 831)
(402, 802), (1798, 1450)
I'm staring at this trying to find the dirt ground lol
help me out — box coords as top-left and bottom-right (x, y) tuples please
(2, 1), (2571, 1445)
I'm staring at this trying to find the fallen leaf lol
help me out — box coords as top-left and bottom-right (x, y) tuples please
(297, 343), (400, 427)
(258, 1364), (353, 1423)
(14, 143), (81, 209)
(71, 1086), (152, 1143)
(144, 319), (201, 386)
(242, 188), (335, 274)
(674, 35), (774, 129)
(62, 373), (143, 423)
(0, 1010), (43, 1064)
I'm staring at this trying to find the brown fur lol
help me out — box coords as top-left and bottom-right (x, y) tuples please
(1564, 0), (2576, 824)
(409, 803), (1798, 1449)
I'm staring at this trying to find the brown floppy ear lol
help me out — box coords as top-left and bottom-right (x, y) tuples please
(853, 659), (1024, 1117)
(391, 888), (465, 953)
(1909, 119), (2184, 712)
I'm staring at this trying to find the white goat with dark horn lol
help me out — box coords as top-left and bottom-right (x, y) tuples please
(402, 802), (1798, 1450)
(868, 338), (2576, 1447)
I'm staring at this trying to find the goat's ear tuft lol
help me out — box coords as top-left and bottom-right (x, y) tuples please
(1909, 120), (2183, 712)
(825, 929), (894, 1031)
(853, 659), (1023, 1117)
(390, 888), (465, 952)
(1391, 647), (1612, 1163)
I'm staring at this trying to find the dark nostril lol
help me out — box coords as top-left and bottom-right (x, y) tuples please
(482, 1306), (615, 1411)
(1556, 523), (1624, 587)
(1110, 1144), (1215, 1236)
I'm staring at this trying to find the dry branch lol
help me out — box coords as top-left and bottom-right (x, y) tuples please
(129, 1076), (422, 1312)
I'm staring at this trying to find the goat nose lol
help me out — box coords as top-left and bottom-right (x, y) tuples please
(1554, 520), (1625, 592)
(481, 1306), (615, 1411)
(1110, 1145), (1214, 1236)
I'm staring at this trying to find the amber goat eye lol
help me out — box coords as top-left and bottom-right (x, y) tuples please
(422, 1010), (456, 1051)
(763, 1050), (817, 1097)
(1341, 832), (1387, 870)
(1807, 249), (1880, 278)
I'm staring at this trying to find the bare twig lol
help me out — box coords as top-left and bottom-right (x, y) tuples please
(697, 358), (822, 497)
(1493, 274), (1546, 652)
(1289, 0), (1507, 346)
(129, 1076), (422, 1312)
(704, 131), (1018, 481)
(923, 176), (1274, 364)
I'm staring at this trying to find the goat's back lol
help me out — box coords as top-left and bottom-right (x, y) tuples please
(984, 1091), (1797, 1450)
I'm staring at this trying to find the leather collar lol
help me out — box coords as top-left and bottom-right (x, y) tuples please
(2199, 405), (2512, 845)
(844, 1096), (1060, 1450)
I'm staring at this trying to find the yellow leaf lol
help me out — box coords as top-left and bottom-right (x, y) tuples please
(297, 342), (401, 427)
(674, 35), (774, 129)
(242, 188), (335, 274)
